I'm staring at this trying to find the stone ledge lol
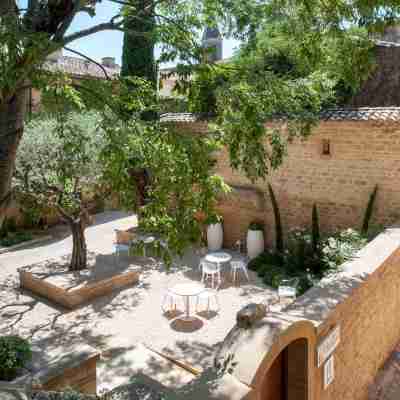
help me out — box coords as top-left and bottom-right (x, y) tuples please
(19, 265), (140, 309)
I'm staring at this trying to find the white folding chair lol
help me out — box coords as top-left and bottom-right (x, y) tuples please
(161, 289), (183, 313)
(230, 260), (250, 284)
(201, 260), (221, 289)
(113, 243), (131, 265)
(196, 289), (220, 314)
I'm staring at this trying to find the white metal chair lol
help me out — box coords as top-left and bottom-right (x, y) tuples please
(161, 289), (183, 313)
(201, 260), (221, 289)
(113, 243), (131, 265)
(196, 289), (220, 314)
(230, 260), (250, 284)
(278, 278), (299, 303)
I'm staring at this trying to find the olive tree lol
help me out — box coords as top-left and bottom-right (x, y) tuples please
(14, 110), (104, 271)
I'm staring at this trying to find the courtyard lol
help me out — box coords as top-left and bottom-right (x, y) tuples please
(0, 211), (275, 394)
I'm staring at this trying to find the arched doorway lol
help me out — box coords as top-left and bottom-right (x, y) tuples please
(261, 338), (308, 400)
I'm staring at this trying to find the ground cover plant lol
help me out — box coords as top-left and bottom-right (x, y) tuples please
(0, 335), (32, 381)
(249, 184), (381, 295)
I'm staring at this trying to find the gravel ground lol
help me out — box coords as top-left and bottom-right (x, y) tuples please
(0, 211), (276, 393)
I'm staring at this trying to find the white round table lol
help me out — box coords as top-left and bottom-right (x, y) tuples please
(169, 282), (205, 321)
(205, 252), (232, 269)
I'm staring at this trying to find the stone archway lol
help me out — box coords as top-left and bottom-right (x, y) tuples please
(253, 321), (316, 400)
(261, 338), (308, 400)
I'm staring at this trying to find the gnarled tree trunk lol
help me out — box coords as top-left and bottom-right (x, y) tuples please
(0, 90), (27, 227)
(69, 218), (87, 271)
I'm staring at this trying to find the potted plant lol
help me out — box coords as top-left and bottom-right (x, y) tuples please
(206, 215), (224, 251)
(247, 221), (265, 259)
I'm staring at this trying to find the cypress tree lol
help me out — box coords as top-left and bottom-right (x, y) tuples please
(121, 0), (157, 86)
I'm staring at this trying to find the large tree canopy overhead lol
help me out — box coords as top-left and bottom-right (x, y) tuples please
(1, 0), (400, 255)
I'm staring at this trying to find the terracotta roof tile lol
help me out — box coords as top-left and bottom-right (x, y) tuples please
(160, 108), (400, 123)
(43, 56), (120, 79)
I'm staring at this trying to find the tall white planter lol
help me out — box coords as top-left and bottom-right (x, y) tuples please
(207, 223), (223, 251)
(247, 229), (264, 259)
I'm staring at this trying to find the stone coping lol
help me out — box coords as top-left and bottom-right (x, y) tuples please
(19, 262), (141, 309)
(215, 227), (400, 387)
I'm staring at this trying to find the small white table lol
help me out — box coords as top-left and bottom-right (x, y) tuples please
(169, 282), (205, 321)
(205, 252), (232, 270)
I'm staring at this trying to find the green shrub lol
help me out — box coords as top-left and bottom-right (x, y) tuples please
(362, 185), (378, 235)
(251, 227), (367, 297)
(0, 217), (18, 238)
(248, 221), (264, 231)
(312, 204), (320, 254)
(0, 336), (32, 381)
(0, 232), (33, 247)
(268, 183), (283, 253)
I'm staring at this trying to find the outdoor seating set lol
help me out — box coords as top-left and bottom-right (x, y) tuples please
(114, 229), (299, 322)
(162, 251), (250, 321)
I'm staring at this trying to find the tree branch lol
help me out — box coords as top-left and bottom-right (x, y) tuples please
(64, 46), (111, 80)
(61, 18), (124, 46)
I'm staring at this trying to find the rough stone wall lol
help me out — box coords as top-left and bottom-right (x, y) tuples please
(215, 120), (400, 248)
(313, 236), (400, 400)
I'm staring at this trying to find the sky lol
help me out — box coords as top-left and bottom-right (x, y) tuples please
(18, 1), (240, 67)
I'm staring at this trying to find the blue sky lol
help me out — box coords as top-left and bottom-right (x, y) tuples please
(18, 1), (239, 67)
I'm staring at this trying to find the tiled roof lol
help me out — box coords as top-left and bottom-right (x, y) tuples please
(43, 56), (120, 79)
(160, 108), (400, 123)
(320, 107), (400, 121)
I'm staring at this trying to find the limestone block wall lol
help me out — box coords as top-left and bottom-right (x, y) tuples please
(214, 120), (400, 248)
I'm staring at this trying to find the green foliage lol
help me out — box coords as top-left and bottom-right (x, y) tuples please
(14, 110), (105, 219)
(0, 231), (33, 247)
(0, 217), (17, 238)
(0, 335), (32, 381)
(101, 101), (230, 262)
(250, 227), (367, 296)
(248, 221), (264, 231)
(121, 1), (157, 86)
(268, 183), (283, 253)
(181, 64), (231, 114)
(362, 184), (378, 235)
(312, 204), (320, 254)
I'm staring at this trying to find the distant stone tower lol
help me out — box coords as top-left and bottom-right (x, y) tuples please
(202, 27), (223, 62)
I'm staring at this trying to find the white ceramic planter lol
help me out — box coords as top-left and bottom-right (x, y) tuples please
(247, 229), (264, 259)
(207, 223), (223, 251)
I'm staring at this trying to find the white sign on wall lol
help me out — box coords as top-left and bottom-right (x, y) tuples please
(324, 355), (335, 389)
(317, 325), (340, 367)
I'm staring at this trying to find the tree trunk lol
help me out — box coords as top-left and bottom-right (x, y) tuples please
(69, 218), (87, 271)
(0, 90), (27, 228)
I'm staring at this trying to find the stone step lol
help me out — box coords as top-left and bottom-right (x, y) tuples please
(97, 342), (197, 394)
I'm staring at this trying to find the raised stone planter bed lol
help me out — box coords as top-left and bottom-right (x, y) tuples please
(19, 261), (140, 309)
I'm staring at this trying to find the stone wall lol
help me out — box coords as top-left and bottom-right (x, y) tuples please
(214, 120), (400, 248)
(214, 227), (400, 400)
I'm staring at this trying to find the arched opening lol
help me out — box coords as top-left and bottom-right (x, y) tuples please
(261, 338), (308, 400)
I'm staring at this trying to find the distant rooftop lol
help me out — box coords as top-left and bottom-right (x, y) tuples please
(160, 108), (400, 123)
(44, 52), (120, 79)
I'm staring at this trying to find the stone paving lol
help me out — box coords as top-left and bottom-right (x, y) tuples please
(0, 211), (276, 393)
